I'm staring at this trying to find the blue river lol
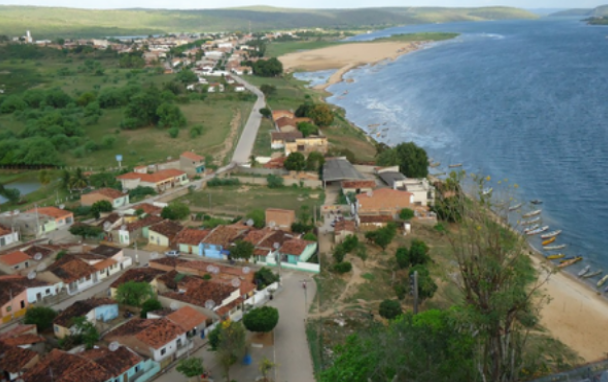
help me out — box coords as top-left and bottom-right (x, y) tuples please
(296, 17), (608, 280)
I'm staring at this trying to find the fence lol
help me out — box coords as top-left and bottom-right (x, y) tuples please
(235, 165), (288, 176)
(528, 359), (608, 382)
(230, 175), (323, 188)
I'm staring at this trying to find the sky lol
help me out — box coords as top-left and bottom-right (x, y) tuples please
(0, 0), (605, 9)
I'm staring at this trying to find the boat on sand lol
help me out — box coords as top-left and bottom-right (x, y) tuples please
(584, 269), (603, 278)
(544, 244), (567, 251)
(598, 275), (608, 287)
(527, 226), (549, 235)
(559, 256), (582, 268)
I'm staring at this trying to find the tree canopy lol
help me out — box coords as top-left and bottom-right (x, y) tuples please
(24, 306), (57, 331)
(252, 57), (283, 77)
(284, 152), (306, 171)
(230, 240), (255, 260)
(115, 281), (154, 307)
(379, 299), (403, 320)
(376, 142), (429, 178)
(176, 357), (205, 378)
(161, 201), (190, 221)
(243, 306), (279, 333)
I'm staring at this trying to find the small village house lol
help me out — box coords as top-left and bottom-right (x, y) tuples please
(341, 180), (376, 195)
(0, 275), (56, 305)
(148, 220), (184, 248)
(0, 211), (55, 236)
(52, 298), (118, 339)
(334, 220), (356, 244)
(175, 228), (211, 254)
(38, 254), (100, 295)
(265, 209), (295, 231)
(179, 151), (206, 176)
(0, 223), (19, 249)
(25, 207), (74, 230)
(270, 131), (303, 150)
(279, 238), (317, 265)
(0, 250), (31, 272)
(80, 188), (130, 208)
(116, 169), (189, 192)
(377, 166), (435, 206)
(353, 188), (414, 220)
(0, 278), (28, 324)
(199, 225), (246, 260)
(117, 215), (164, 245)
(284, 135), (328, 156)
(156, 306), (209, 339)
(110, 267), (165, 298)
(0, 342), (39, 381)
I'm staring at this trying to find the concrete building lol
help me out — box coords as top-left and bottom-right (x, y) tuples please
(175, 228), (211, 254)
(179, 151), (206, 176)
(323, 157), (367, 188)
(52, 298), (118, 339)
(80, 188), (130, 208)
(0, 224), (19, 250)
(148, 220), (184, 248)
(0, 250), (31, 272)
(117, 169), (189, 192)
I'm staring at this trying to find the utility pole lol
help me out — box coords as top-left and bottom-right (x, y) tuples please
(413, 271), (419, 315)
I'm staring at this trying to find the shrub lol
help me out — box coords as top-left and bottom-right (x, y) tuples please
(190, 124), (204, 138)
(379, 299), (403, 320)
(399, 208), (415, 221)
(266, 174), (284, 189)
(243, 306), (279, 333)
(302, 232), (317, 241)
(207, 177), (240, 187)
(168, 127), (179, 138)
(332, 261), (352, 274)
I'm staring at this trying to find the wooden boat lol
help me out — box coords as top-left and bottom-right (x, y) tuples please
(540, 230), (562, 239)
(546, 253), (565, 260)
(508, 203), (522, 211)
(542, 237), (556, 246)
(448, 163), (463, 168)
(429, 162), (441, 168)
(523, 224), (539, 233)
(578, 265), (591, 277)
(522, 217), (541, 226)
(526, 225), (549, 235)
(584, 270), (603, 278)
(522, 209), (542, 218)
(530, 199), (543, 205)
(544, 244), (567, 251)
(597, 275), (608, 287)
(558, 256), (582, 268)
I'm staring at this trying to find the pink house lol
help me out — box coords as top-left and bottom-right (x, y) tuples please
(0, 283), (28, 324)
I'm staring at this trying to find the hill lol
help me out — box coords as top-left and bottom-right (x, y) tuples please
(549, 5), (608, 17)
(0, 5), (538, 38)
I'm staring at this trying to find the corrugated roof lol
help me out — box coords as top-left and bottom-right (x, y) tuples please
(323, 158), (366, 183)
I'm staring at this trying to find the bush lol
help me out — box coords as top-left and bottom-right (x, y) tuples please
(254, 267), (280, 290)
(284, 152), (306, 171)
(302, 232), (317, 241)
(140, 298), (162, 318)
(332, 261), (352, 274)
(207, 177), (240, 187)
(161, 201), (190, 220)
(266, 174), (284, 189)
(168, 127), (179, 138)
(190, 124), (204, 138)
(24, 306), (57, 331)
(243, 306), (279, 333)
(333, 245), (346, 263)
(399, 208), (415, 221)
(379, 299), (403, 320)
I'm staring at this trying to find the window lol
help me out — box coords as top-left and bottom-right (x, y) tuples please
(13, 265), (19, 270)
(20, 300), (25, 309)
(135, 366), (140, 373)
(160, 348), (166, 356)
(54, 326), (58, 332)
(45, 289), (50, 294)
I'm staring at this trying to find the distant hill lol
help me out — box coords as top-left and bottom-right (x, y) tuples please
(526, 8), (567, 16)
(0, 5), (538, 39)
(549, 5), (608, 17)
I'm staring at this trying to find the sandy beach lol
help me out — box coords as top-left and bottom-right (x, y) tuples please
(279, 41), (424, 90)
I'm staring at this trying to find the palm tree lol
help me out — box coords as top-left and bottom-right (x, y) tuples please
(68, 168), (88, 191)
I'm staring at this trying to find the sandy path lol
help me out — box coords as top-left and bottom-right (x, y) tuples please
(533, 255), (608, 362)
(279, 41), (424, 90)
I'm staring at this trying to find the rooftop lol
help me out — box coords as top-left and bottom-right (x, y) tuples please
(175, 228), (211, 245)
(163, 277), (236, 307)
(181, 151), (205, 161)
(0, 279), (27, 306)
(149, 220), (184, 241)
(89, 244), (122, 258)
(0, 343), (38, 373)
(334, 220), (356, 233)
(22, 245), (56, 259)
(280, 238), (315, 256)
(124, 214), (164, 232)
(323, 158), (366, 183)
(166, 306), (209, 331)
(93, 258), (117, 271)
(359, 215), (394, 223)
(378, 171), (407, 187)
(0, 223), (11, 236)
(132, 203), (163, 216)
(202, 225), (244, 248)
(53, 298), (117, 327)
(105, 318), (185, 349)
(86, 188), (125, 199)
(0, 333), (45, 346)
(0, 250), (31, 266)
(242, 228), (273, 246)
(22, 349), (111, 382)
(342, 180), (377, 189)
(25, 206), (72, 219)
(356, 188), (413, 211)
(270, 131), (303, 142)
(46, 254), (98, 284)
(110, 268), (165, 289)
(117, 169), (186, 183)
(81, 346), (142, 376)
(258, 230), (292, 249)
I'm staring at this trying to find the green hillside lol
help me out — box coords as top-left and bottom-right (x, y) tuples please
(0, 5), (538, 38)
(549, 5), (608, 17)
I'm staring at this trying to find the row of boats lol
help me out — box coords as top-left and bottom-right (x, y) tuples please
(577, 265), (608, 292)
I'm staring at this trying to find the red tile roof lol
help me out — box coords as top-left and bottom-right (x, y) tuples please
(175, 228), (211, 245)
(25, 206), (72, 219)
(181, 151), (204, 161)
(202, 225), (243, 248)
(359, 215), (394, 223)
(0, 324), (37, 340)
(163, 277), (237, 307)
(23, 245), (56, 259)
(89, 244), (122, 258)
(271, 131), (303, 142)
(280, 238), (315, 257)
(53, 298), (117, 327)
(125, 215), (164, 232)
(133, 203), (163, 216)
(93, 258), (117, 271)
(110, 268), (165, 289)
(0, 250), (31, 266)
(46, 254), (98, 283)
(0, 333), (45, 346)
(0, 223), (11, 236)
(215, 296), (244, 317)
(258, 230), (292, 249)
(342, 180), (376, 189)
(166, 306), (208, 331)
(81, 346), (142, 376)
(242, 229), (273, 246)
(356, 188), (413, 212)
(22, 349), (111, 382)
(117, 169), (186, 183)
(149, 220), (184, 241)
(334, 220), (356, 233)
(105, 318), (185, 349)
(0, 343), (38, 373)
(263, 156), (287, 169)
(88, 188), (125, 199)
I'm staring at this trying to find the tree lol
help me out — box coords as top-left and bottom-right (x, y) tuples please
(379, 299), (402, 320)
(176, 69), (198, 84)
(295, 102), (313, 118)
(297, 122), (318, 137)
(177, 357), (205, 380)
(302, 232), (317, 241)
(243, 306), (279, 333)
(252, 57), (283, 77)
(140, 298), (163, 318)
(214, 321), (247, 382)
(161, 201), (190, 220)
(260, 84), (277, 97)
(254, 267), (280, 290)
(24, 306), (57, 331)
(395, 247), (410, 269)
(115, 281), (154, 307)
(246, 209), (265, 228)
(69, 224), (103, 240)
(259, 107), (272, 119)
(308, 104), (334, 127)
(0, 186), (20, 203)
(266, 174), (284, 189)
(123, 90), (161, 128)
(342, 234), (359, 253)
(284, 152), (306, 171)
(91, 200), (113, 219)
(364, 224), (396, 250)
(333, 244), (346, 263)
(230, 240), (255, 260)
(157, 102), (187, 128)
(306, 151), (325, 172)
(38, 169), (53, 186)
(259, 357), (277, 382)
(399, 208), (415, 221)
(409, 239), (430, 266)
(72, 316), (99, 349)
(409, 265), (437, 301)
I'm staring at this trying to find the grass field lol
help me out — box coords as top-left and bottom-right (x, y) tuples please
(265, 40), (342, 58)
(251, 118), (276, 157)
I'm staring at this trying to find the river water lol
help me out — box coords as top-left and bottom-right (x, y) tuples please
(296, 17), (608, 281)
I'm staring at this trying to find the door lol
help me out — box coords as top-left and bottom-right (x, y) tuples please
(36, 293), (42, 301)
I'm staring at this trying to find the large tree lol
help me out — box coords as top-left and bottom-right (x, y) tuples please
(284, 152), (306, 172)
(115, 281), (154, 307)
(71, 316), (99, 350)
(375, 142), (429, 178)
(213, 321), (247, 382)
(176, 357), (205, 380)
(243, 306), (279, 333)
(24, 306), (57, 331)
(161, 201), (190, 221)
(230, 240), (255, 261)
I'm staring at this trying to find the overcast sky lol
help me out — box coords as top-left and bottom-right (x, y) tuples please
(0, 0), (604, 9)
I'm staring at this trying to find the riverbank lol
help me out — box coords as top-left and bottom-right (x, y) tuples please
(279, 41), (425, 91)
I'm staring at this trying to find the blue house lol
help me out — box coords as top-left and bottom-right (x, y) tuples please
(53, 297), (119, 339)
(82, 346), (160, 382)
(280, 238), (318, 264)
(199, 225), (244, 259)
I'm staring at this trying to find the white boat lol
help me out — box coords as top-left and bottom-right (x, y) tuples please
(543, 244), (567, 251)
(522, 209), (542, 218)
(522, 217), (541, 226)
(578, 265), (591, 277)
(598, 275), (608, 287)
(448, 163), (463, 168)
(540, 230), (562, 239)
(585, 269), (602, 278)
(523, 224), (539, 233)
(482, 187), (493, 196)
(526, 225), (549, 235)
(508, 203), (523, 211)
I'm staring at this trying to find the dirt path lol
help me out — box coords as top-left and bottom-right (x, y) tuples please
(216, 108), (242, 164)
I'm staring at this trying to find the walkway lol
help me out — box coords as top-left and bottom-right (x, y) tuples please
(231, 75), (266, 164)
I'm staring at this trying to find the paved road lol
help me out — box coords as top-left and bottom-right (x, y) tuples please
(231, 76), (266, 164)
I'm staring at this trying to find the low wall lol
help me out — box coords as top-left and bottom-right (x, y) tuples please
(258, 260), (320, 274)
(235, 166), (288, 176)
(232, 176), (322, 188)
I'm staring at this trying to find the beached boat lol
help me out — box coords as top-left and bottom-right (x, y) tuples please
(584, 270), (603, 278)
(546, 253), (565, 260)
(542, 237), (556, 246)
(604, 285), (608, 293)
(597, 275), (608, 287)
(448, 163), (463, 168)
(526, 225), (549, 235)
(482, 187), (493, 196)
(522, 209), (542, 218)
(578, 265), (591, 277)
(429, 162), (441, 168)
(540, 230), (562, 239)
(530, 199), (543, 205)
(558, 256), (582, 268)
(522, 218), (541, 226)
(523, 224), (540, 233)
(508, 203), (523, 211)
(544, 244), (567, 251)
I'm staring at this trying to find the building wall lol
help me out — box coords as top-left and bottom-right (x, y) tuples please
(199, 243), (224, 259)
(120, 178), (141, 191)
(0, 289), (28, 322)
(25, 285), (57, 304)
(149, 232), (170, 248)
(151, 334), (186, 362)
(81, 193), (113, 207)
(179, 157), (205, 176)
(113, 195), (130, 208)
(179, 243), (198, 254)
(53, 214), (74, 229)
(0, 231), (19, 248)
(53, 324), (71, 339)
(94, 304), (119, 323)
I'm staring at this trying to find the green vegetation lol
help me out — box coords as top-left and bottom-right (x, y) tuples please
(379, 299), (403, 320)
(210, 321), (247, 382)
(230, 240), (255, 260)
(243, 306), (279, 333)
(254, 267), (280, 290)
(0, 6), (537, 38)
(265, 40), (341, 57)
(140, 298), (163, 318)
(161, 201), (190, 221)
(176, 357), (206, 380)
(376, 141), (429, 178)
(586, 16), (608, 24)
(24, 306), (57, 331)
(115, 281), (154, 307)
(372, 32), (459, 43)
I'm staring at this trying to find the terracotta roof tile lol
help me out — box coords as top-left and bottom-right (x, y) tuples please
(25, 206), (72, 219)
(275, 116), (297, 128)
(162, 277), (236, 308)
(215, 296), (244, 317)
(110, 268), (165, 289)
(0, 279), (27, 306)
(96, 212), (121, 227)
(133, 203), (163, 216)
(105, 318), (185, 349)
(202, 225), (243, 248)
(0, 343), (38, 373)
(125, 215), (164, 232)
(0, 223), (11, 236)
(242, 229), (273, 246)
(81, 346), (142, 376)
(117, 169), (186, 183)
(149, 220), (184, 242)
(359, 215), (394, 223)
(263, 156), (287, 169)
(89, 244), (122, 258)
(93, 258), (117, 271)
(181, 151), (204, 161)
(258, 230), (292, 249)
(334, 220), (356, 233)
(0, 333), (45, 346)
(280, 238), (315, 257)
(22, 349), (111, 382)
(23, 245), (55, 259)
(175, 228), (211, 245)
(0, 250), (31, 266)
(166, 306), (208, 331)
(46, 254), (98, 284)
(356, 188), (413, 212)
(271, 110), (294, 121)
(270, 131), (303, 142)
(0, 324), (37, 340)
(342, 180), (376, 189)
(87, 188), (125, 199)
(53, 298), (117, 327)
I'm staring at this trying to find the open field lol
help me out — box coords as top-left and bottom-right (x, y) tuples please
(251, 118), (276, 158)
(265, 40), (342, 58)
(0, 5), (537, 38)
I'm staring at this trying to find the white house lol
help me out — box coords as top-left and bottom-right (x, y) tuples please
(0, 275), (57, 304)
(234, 85), (245, 92)
(208, 83), (224, 93)
(0, 224), (19, 249)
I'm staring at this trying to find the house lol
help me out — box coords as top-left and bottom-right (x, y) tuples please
(275, 116), (297, 132)
(133, 203), (164, 216)
(272, 110), (294, 121)
(207, 83), (224, 92)
(0, 275), (56, 305)
(148, 220), (184, 248)
(0, 279), (28, 324)
(354, 188), (414, 219)
(81, 188), (129, 208)
(342, 180), (376, 195)
(116, 169), (189, 192)
(0, 224), (19, 249)
(270, 131), (303, 150)
(117, 215), (164, 245)
(376, 167), (435, 206)
(199, 225), (246, 259)
(0, 342), (39, 381)
(334, 220), (356, 243)
(52, 298), (118, 339)
(39, 254), (99, 295)
(25, 207), (74, 229)
(110, 267), (165, 297)
(0, 250), (31, 272)
(165, 306), (209, 338)
(265, 209), (295, 231)
(175, 228), (211, 254)
(358, 214), (394, 228)
(253, 230), (291, 262)
(0, 211), (53, 236)
(284, 135), (328, 156)
(104, 318), (188, 363)
(322, 157), (367, 188)
(179, 151), (206, 176)
(80, 346), (159, 382)
(88, 244), (132, 277)
(279, 238), (317, 264)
